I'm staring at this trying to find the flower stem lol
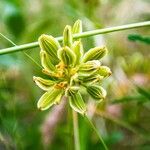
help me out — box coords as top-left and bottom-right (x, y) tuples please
(0, 21), (150, 55)
(84, 115), (108, 150)
(72, 110), (80, 150)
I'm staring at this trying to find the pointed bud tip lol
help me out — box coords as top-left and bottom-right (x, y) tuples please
(65, 25), (71, 29)
(38, 34), (47, 42)
(33, 76), (36, 81)
(39, 34), (53, 41)
(76, 19), (82, 22)
(74, 19), (82, 26)
(38, 35), (56, 47)
(64, 25), (72, 32)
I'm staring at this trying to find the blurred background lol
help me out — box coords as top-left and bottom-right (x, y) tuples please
(0, 0), (150, 149)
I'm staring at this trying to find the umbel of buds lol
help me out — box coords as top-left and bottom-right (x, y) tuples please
(33, 20), (111, 115)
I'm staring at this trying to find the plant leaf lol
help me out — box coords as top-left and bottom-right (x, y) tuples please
(136, 86), (150, 100)
(128, 34), (150, 45)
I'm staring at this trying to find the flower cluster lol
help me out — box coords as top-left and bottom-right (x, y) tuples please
(33, 20), (111, 115)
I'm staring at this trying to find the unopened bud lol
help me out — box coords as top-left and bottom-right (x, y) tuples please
(39, 34), (60, 65)
(58, 46), (76, 66)
(69, 91), (86, 114)
(82, 46), (107, 63)
(98, 66), (112, 77)
(63, 25), (73, 47)
(78, 73), (103, 83)
(86, 85), (107, 101)
(40, 51), (55, 72)
(72, 19), (82, 34)
(37, 87), (63, 110)
(33, 76), (55, 91)
(79, 60), (101, 74)
(72, 41), (83, 65)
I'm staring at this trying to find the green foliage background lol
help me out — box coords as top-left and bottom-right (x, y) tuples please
(0, 0), (150, 149)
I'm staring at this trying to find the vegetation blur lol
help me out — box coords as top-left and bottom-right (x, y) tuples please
(0, 0), (150, 149)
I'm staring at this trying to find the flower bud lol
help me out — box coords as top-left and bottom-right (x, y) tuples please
(33, 76), (55, 91)
(37, 87), (63, 110)
(82, 46), (107, 63)
(78, 60), (101, 74)
(58, 46), (76, 66)
(63, 25), (73, 47)
(40, 51), (55, 72)
(69, 91), (86, 114)
(72, 41), (83, 65)
(72, 19), (82, 34)
(78, 73), (103, 84)
(98, 66), (112, 77)
(38, 34), (60, 64)
(86, 85), (107, 101)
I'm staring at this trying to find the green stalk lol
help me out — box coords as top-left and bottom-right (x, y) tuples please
(67, 102), (73, 150)
(84, 115), (108, 150)
(72, 110), (80, 150)
(0, 33), (42, 68)
(0, 21), (150, 55)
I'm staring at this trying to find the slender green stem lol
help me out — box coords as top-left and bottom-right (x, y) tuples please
(0, 21), (150, 55)
(84, 115), (108, 150)
(0, 33), (42, 68)
(72, 110), (80, 150)
(67, 102), (73, 150)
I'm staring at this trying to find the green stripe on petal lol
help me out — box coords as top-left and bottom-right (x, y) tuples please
(78, 73), (103, 84)
(63, 25), (73, 47)
(98, 66), (112, 77)
(69, 92), (86, 115)
(66, 86), (79, 96)
(79, 60), (101, 74)
(37, 87), (63, 110)
(82, 46), (108, 63)
(38, 34), (60, 65)
(33, 76), (55, 91)
(58, 46), (76, 66)
(72, 19), (82, 34)
(72, 41), (83, 65)
(86, 85), (107, 101)
(40, 51), (56, 72)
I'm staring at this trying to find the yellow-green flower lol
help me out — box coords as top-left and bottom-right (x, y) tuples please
(33, 20), (111, 115)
